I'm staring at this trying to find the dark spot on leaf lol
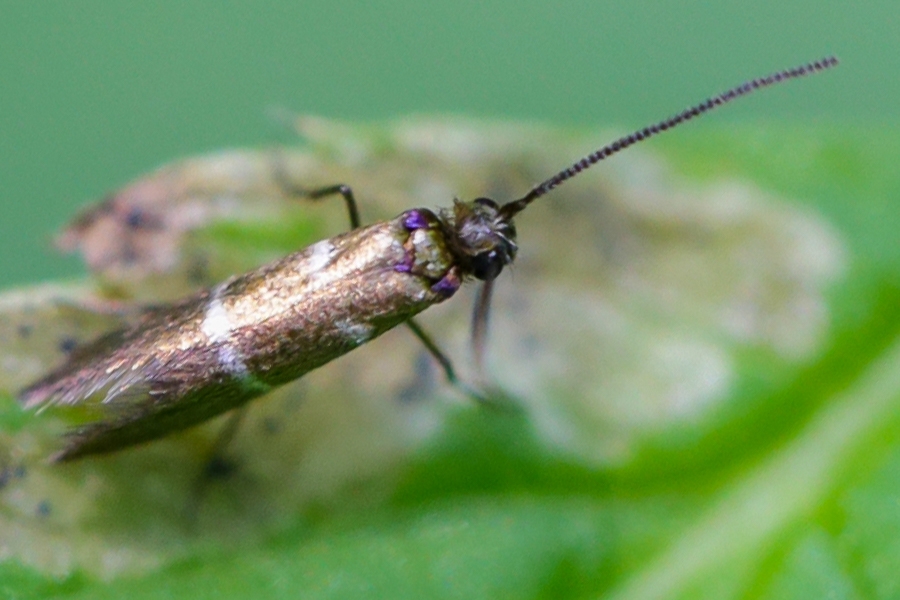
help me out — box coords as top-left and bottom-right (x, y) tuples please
(58, 336), (78, 354)
(35, 500), (51, 518)
(262, 417), (281, 435)
(204, 455), (238, 480)
(0, 463), (25, 490)
(17, 324), (33, 339)
(125, 207), (147, 229)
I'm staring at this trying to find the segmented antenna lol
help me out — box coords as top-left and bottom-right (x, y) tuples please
(500, 56), (839, 218)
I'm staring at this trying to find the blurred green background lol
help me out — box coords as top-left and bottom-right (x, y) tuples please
(0, 0), (890, 287)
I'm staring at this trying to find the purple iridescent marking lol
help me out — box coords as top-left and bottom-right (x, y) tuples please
(431, 274), (460, 298)
(394, 260), (412, 273)
(403, 210), (430, 231)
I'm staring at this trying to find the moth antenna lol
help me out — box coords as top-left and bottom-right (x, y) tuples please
(500, 55), (839, 218)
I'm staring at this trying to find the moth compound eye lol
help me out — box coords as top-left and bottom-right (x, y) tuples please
(473, 197), (499, 210)
(471, 249), (504, 281)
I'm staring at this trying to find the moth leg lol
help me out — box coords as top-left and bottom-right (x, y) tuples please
(274, 172), (362, 231)
(185, 406), (248, 520)
(271, 150), (361, 229)
(469, 278), (496, 388)
(200, 406), (247, 480)
(404, 318), (510, 409)
(300, 185), (361, 230)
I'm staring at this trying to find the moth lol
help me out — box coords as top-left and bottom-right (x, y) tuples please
(18, 57), (839, 462)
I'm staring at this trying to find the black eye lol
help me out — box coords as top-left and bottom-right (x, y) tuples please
(472, 250), (504, 281)
(473, 197), (499, 210)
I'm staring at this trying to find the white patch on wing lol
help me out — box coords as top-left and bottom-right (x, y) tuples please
(336, 319), (374, 346)
(201, 287), (249, 376)
(201, 295), (233, 342)
(306, 240), (336, 272)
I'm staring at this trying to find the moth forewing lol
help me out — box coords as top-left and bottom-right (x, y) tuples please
(20, 213), (461, 461)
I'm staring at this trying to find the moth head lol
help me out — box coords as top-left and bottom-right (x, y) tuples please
(450, 198), (518, 282)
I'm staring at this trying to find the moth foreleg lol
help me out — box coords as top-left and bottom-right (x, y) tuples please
(403, 318), (510, 409)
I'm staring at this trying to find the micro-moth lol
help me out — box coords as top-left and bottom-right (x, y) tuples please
(19, 57), (839, 462)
